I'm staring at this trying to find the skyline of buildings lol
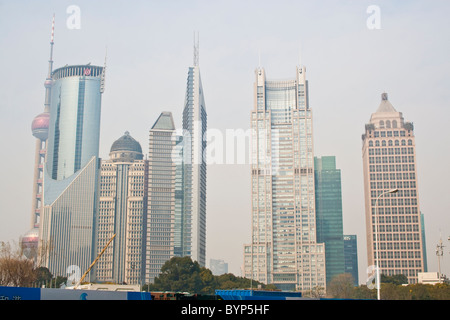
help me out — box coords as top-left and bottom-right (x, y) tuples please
(17, 14), (435, 289)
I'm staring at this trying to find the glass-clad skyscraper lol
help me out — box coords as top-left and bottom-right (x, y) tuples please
(244, 66), (326, 292)
(41, 64), (105, 279)
(182, 62), (207, 267)
(314, 156), (345, 285)
(343, 235), (359, 286)
(46, 66), (104, 181)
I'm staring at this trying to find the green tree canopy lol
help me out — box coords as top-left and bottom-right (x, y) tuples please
(146, 256), (277, 294)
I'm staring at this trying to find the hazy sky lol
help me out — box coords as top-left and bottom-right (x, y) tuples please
(1, 0), (449, 285)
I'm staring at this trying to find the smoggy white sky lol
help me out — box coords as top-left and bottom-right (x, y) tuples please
(1, 0), (449, 284)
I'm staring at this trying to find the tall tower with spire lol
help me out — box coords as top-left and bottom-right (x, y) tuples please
(362, 93), (426, 284)
(21, 15), (55, 259)
(181, 34), (207, 266)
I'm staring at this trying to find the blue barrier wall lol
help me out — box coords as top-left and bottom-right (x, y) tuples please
(0, 286), (151, 300)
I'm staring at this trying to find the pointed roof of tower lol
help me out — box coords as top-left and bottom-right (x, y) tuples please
(151, 112), (175, 130)
(376, 92), (397, 113)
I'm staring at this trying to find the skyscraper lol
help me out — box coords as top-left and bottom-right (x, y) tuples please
(314, 156), (345, 285)
(244, 66), (326, 292)
(145, 112), (177, 283)
(40, 63), (105, 278)
(361, 93), (425, 284)
(181, 39), (207, 267)
(96, 132), (147, 285)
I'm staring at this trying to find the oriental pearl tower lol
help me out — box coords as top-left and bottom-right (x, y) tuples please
(21, 15), (55, 259)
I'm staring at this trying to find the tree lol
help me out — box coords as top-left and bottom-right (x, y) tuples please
(352, 285), (376, 300)
(0, 241), (36, 287)
(146, 256), (278, 294)
(148, 256), (209, 293)
(327, 273), (355, 299)
(381, 274), (408, 285)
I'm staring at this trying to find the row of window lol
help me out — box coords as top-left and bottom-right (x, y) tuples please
(369, 164), (415, 173)
(370, 172), (416, 181)
(370, 181), (416, 190)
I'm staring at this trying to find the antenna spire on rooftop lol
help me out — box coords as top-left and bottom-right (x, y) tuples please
(100, 47), (107, 94)
(193, 31), (199, 66)
(47, 14), (55, 79)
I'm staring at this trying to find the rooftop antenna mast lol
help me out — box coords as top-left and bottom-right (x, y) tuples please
(44, 14), (55, 113)
(193, 31), (199, 66)
(258, 50), (261, 69)
(48, 14), (55, 78)
(298, 42), (302, 68)
(100, 47), (107, 94)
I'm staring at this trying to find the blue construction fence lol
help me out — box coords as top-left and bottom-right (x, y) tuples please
(0, 286), (151, 300)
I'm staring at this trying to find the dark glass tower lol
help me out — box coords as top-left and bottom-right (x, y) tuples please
(314, 156), (345, 285)
(343, 235), (359, 286)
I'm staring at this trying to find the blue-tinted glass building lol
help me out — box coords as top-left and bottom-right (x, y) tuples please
(314, 156), (345, 285)
(41, 65), (104, 279)
(343, 235), (359, 286)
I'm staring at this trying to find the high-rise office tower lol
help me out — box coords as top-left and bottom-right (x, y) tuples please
(96, 132), (147, 285)
(243, 66), (326, 292)
(362, 93), (425, 284)
(343, 235), (359, 286)
(21, 16), (55, 259)
(145, 112), (177, 283)
(181, 39), (207, 267)
(314, 156), (345, 285)
(40, 63), (105, 278)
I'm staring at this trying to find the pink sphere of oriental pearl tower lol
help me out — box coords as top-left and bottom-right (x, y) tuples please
(31, 111), (50, 141)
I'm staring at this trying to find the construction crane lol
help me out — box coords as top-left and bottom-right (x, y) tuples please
(73, 233), (116, 289)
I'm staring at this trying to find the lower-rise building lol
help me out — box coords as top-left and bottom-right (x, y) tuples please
(95, 132), (147, 285)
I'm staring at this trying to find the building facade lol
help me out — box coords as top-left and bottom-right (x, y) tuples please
(96, 132), (147, 285)
(314, 156), (345, 285)
(361, 93), (425, 284)
(243, 66), (326, 292)
(40, 64), (105, 278)
(181, 60), (207, 267)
